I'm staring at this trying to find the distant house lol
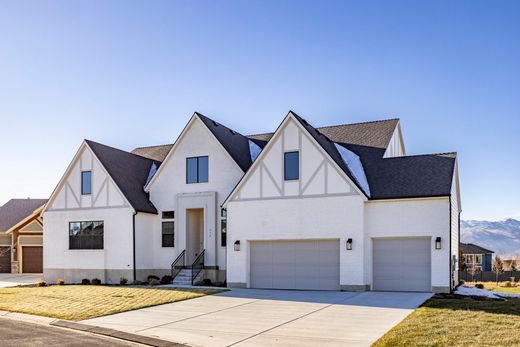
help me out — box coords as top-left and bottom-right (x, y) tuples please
(461, 243), (494, 271)
(0, 198), (48, 273)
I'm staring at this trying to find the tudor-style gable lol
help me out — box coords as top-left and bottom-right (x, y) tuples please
(383, 122), (405, 158)
(227, 113), (365, 203)
(44, 143), (130, 212)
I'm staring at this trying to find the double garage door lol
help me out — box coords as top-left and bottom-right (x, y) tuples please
(250, 240), (340, 291)
(373, 238), (431, 292)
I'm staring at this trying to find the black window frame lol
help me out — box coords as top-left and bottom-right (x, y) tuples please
(186, 156), (209, 184)
(81, 171), (92, 195)
(284, 151), (300, 181)
(162, 211), (175, 219)
(162, 221), (175, 247)
(221, 208), (227, 247)
(69, 221), (104, 250)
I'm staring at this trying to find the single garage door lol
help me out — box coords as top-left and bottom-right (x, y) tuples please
(250, 239), (340, 290)
(0, 247), (11, 273)
(22, 246), (43, 273)
(373, 238), (431, 292)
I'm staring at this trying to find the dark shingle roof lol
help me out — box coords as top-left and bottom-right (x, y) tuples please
(86, 140), (158, 214)
(131, 144), (173, 162)
(248, 118), (399, 149)
(196, 112), (267, 172)
(0, 199), (48, 232)
(288, 112), (456, 200)
(461, 243), (494, 254)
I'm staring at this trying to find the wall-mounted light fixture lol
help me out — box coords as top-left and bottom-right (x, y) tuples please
(346, 238), (353, 251)
(234, 240), (241, 251)
(435, 237), (442, 250)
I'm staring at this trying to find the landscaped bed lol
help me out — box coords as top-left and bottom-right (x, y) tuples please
(0, 285), (221, 321)
(464, 281), (520, 295)
(373, 293), (520, 346)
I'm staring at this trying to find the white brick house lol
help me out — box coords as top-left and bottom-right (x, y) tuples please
(42, 111), (460, 292)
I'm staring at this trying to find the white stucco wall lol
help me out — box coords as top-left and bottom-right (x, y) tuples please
(148, 117), (245, 271)
(227, 195), (365, 287)
(365, 197), (451, 290)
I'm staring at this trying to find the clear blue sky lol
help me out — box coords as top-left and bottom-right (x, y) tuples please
(0, 1), (518, 220)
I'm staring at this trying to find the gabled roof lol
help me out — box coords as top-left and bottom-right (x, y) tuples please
(461, 243), (494, 255)
(248, 118), (399, 149)
(196, 113), (267, 172)
(131, 144), (173, 162)
(0, 199), (47, 232)
(85, 140), (159, 214)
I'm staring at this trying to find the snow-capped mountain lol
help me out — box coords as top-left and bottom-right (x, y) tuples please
(461, 219), (520, 258)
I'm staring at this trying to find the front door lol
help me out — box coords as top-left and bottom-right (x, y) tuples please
(186, 208), (204, 264)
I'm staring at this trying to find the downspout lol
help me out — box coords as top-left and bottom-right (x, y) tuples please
(133, 212), (137, 282)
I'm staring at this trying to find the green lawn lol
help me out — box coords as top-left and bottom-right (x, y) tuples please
(0, 285), (221, 321)
(373, 294), (520, 347)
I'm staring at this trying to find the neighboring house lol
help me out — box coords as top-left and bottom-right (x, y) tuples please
(460, 243), (494, 271)
(0, 198), (48, 273)
(42, 111), (461, 293)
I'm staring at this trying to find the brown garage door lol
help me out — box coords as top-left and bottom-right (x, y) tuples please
(22, 246), (43, 273)
(0, 247), (11, 273)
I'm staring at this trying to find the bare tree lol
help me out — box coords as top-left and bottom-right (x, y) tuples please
(492, 255), (504, 285)
(467, 261), (480, 282)
(459, 249), (466, 271)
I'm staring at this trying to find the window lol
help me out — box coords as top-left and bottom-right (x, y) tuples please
(284, 151), (299, 180)
(475, 254), (482, 264)
(221, 208), (227, 247)
(162, 222), (175, 247)
(186, 156), (209, 184)
(81, 171), (92, 195)
(69, 221), (103, 249)
(162, 211), (175, 219)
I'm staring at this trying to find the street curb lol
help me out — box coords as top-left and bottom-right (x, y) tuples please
(51, 320), (188, 347)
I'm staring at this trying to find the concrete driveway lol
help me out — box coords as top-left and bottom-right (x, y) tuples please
(0, 273), (42, 288)
(83, 289), (431, 347)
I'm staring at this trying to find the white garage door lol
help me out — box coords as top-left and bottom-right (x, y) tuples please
(250, 240), (340, 290)
(373, 238), (431, 292)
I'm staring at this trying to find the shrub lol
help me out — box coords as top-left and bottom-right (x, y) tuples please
(36, 280), (46, 287)
(201, 278), (212, 286)
(56, 278), (65, 286)
(475, 283), (484, 289)
(149, 279), (161, 286)
(91, 278), (102, 285)
(147, 275), (160, 282)
(119, 277), (128, 285)
(81, 278), (91, 285)
(161, 275), (173, 285)
(131, 280), (145, 285)
(503, 281), (512, 287)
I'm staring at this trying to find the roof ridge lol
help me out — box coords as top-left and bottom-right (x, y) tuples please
(132, 143), (174, 151)
(316, 118), (400, 130)
(85, 139), (157, 163)
(382, 152), (457, 160)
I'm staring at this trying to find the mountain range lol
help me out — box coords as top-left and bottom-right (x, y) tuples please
(461, 219), (520, 258)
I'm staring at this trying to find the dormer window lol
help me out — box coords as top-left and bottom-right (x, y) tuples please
(81, 171), (92, 195)
(186, 156), (209, 184)
(284, 151), (299, 181)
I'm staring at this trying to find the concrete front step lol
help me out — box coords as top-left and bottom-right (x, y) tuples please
(171, 269), (203, 285)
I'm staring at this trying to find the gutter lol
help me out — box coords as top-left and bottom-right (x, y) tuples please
(132, 212), (137, 282)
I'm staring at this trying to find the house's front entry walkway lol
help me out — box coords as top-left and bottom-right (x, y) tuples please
(82, 289), (431, 347)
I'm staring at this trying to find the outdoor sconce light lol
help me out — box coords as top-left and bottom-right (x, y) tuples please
(346, 238), (353, 251)
(435, 237), (442, 250)
(234, 240), (241, 251)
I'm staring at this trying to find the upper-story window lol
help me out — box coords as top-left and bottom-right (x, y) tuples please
(186, 156), (209, 184)
(81, 171), (92, 195)
(284, 151), (299, 181)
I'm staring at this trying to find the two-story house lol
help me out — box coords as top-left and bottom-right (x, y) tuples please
(42, 111), (460, 293)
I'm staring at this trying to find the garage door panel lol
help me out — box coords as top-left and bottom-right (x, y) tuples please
(250, 240), (340, 291)
(0, 247), (10, 273)
(373, 238), (431, 292)
(22, 246), (43, 273)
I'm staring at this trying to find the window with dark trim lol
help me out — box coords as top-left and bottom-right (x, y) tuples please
(221, 208), (227, 247)
(69, 221), (103, 249)
(284, 151), (299, 181)
(162, 222), (175, 247)
(81, 171), (92, 195)
(162, 211), (175, 219)
(186, 156), (209, 184)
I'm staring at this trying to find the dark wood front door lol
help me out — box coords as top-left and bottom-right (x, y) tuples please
(0, 247), (11, 273)
(22, 246), (43, 273)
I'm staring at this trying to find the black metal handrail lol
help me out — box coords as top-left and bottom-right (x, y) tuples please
(171, 250), (186, 280)
(191, 249), (205, 285)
